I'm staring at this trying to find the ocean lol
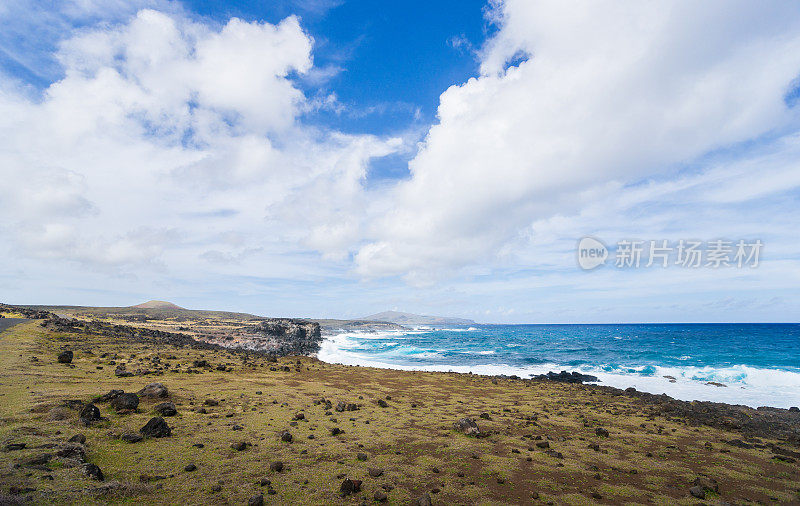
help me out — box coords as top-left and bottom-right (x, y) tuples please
(318, 323), (800, 409)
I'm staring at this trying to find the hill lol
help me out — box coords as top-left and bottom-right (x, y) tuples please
(131, 300), (185, 310)
(362, 310), (475, 326)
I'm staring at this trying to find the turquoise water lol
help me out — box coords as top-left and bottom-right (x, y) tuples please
(319, 323), (800, 408)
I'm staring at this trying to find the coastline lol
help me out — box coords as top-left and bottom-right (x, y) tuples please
(317, 328), (800, 410)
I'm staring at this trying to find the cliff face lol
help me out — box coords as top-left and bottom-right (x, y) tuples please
(200, 319), (322, 356)
(3, 303), (324, 357)
(249, 319), (322, 355)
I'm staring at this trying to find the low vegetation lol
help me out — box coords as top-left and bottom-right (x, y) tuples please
(0, 316), (798, 504)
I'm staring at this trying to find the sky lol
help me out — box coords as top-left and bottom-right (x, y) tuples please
(1, 0), (800, 323)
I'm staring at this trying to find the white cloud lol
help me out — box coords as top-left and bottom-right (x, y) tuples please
(354, 0), (800, 281)
(0, 8), (399, 276)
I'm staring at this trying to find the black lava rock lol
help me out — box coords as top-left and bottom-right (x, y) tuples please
(139, 416), (171, 438)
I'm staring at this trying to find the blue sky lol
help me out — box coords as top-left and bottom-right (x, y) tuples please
(1, 0), (799, 322)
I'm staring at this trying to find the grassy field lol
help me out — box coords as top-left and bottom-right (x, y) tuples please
(0, 319), (798, 505)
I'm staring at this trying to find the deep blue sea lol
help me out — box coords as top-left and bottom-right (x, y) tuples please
(318, 323), (800, 408)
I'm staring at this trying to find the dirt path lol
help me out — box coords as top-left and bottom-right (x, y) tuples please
(0, 318), (29, 334)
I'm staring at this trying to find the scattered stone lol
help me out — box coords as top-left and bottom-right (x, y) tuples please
(115, 365), (134, 377)
(293, 412), (305, 420)
(204, 399), (219, 406)
(96, 389), (124, 402)
(368, 468), (383, 477)
(82, 463), (104, 481)
(377, 399), (389, 408)
(184, 464), (197, 472)
(588, 443), (600, 451)
(10, 486), (36, 495)
(57, 350), (73, 364)
(79, 404), (102, 425)
(21, 448), (54, 464)
(154, 402), (177, 416)
(693, 475), (719, 493)
(4, 443), (26, 451)
(479, 412), (492, 420)
(330, 427), (342, 436)
(110, 393), (140, 412)
(536, 441), (550, 449)
(270, 461), (284, 472)
(121, 433), (143, 443)
(533, 370), (599, 383)
(231, 441), (249, 451)
(137, 382), (169, 399)
(139, 416), (171, 438)
(374, 489), (388, 502)
(414, 493), (433, 506)
(280, 431), (293, 443)
(726, 439), (752, 449)
(248, 493), (264, 506)
(595, 428), (610, 437)
(453, 418), (481, 436)
(357, 452), (368, 461)
(689, 485), (706, 499)
(339, 478), (362, 496)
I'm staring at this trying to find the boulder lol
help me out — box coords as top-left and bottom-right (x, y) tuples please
(689, 485), (705, 499)
(79, 404), (101, 425)
(137, 382), (169, 398)
(533, 370), (599, 383)
(139, 416), (171, 438)
(154, 402), (177, 416)
(454, 418), (481, 436)
(121, 433), (143, 443)
(110, 393), (139, 412)
(114, 366), (134, 377)
(693, 475), (719, 493)
(57, 350), (73, 364)
(270, 461), (284, 472)
(339, 478), (362, 496)
(95, 390), (124, 402)
(415, 493), (433, 506)
(82, 463), (104, 481)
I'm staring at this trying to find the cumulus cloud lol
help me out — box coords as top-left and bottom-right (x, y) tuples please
(0, 8), (399, 275)
(354, 0), (800, 281)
